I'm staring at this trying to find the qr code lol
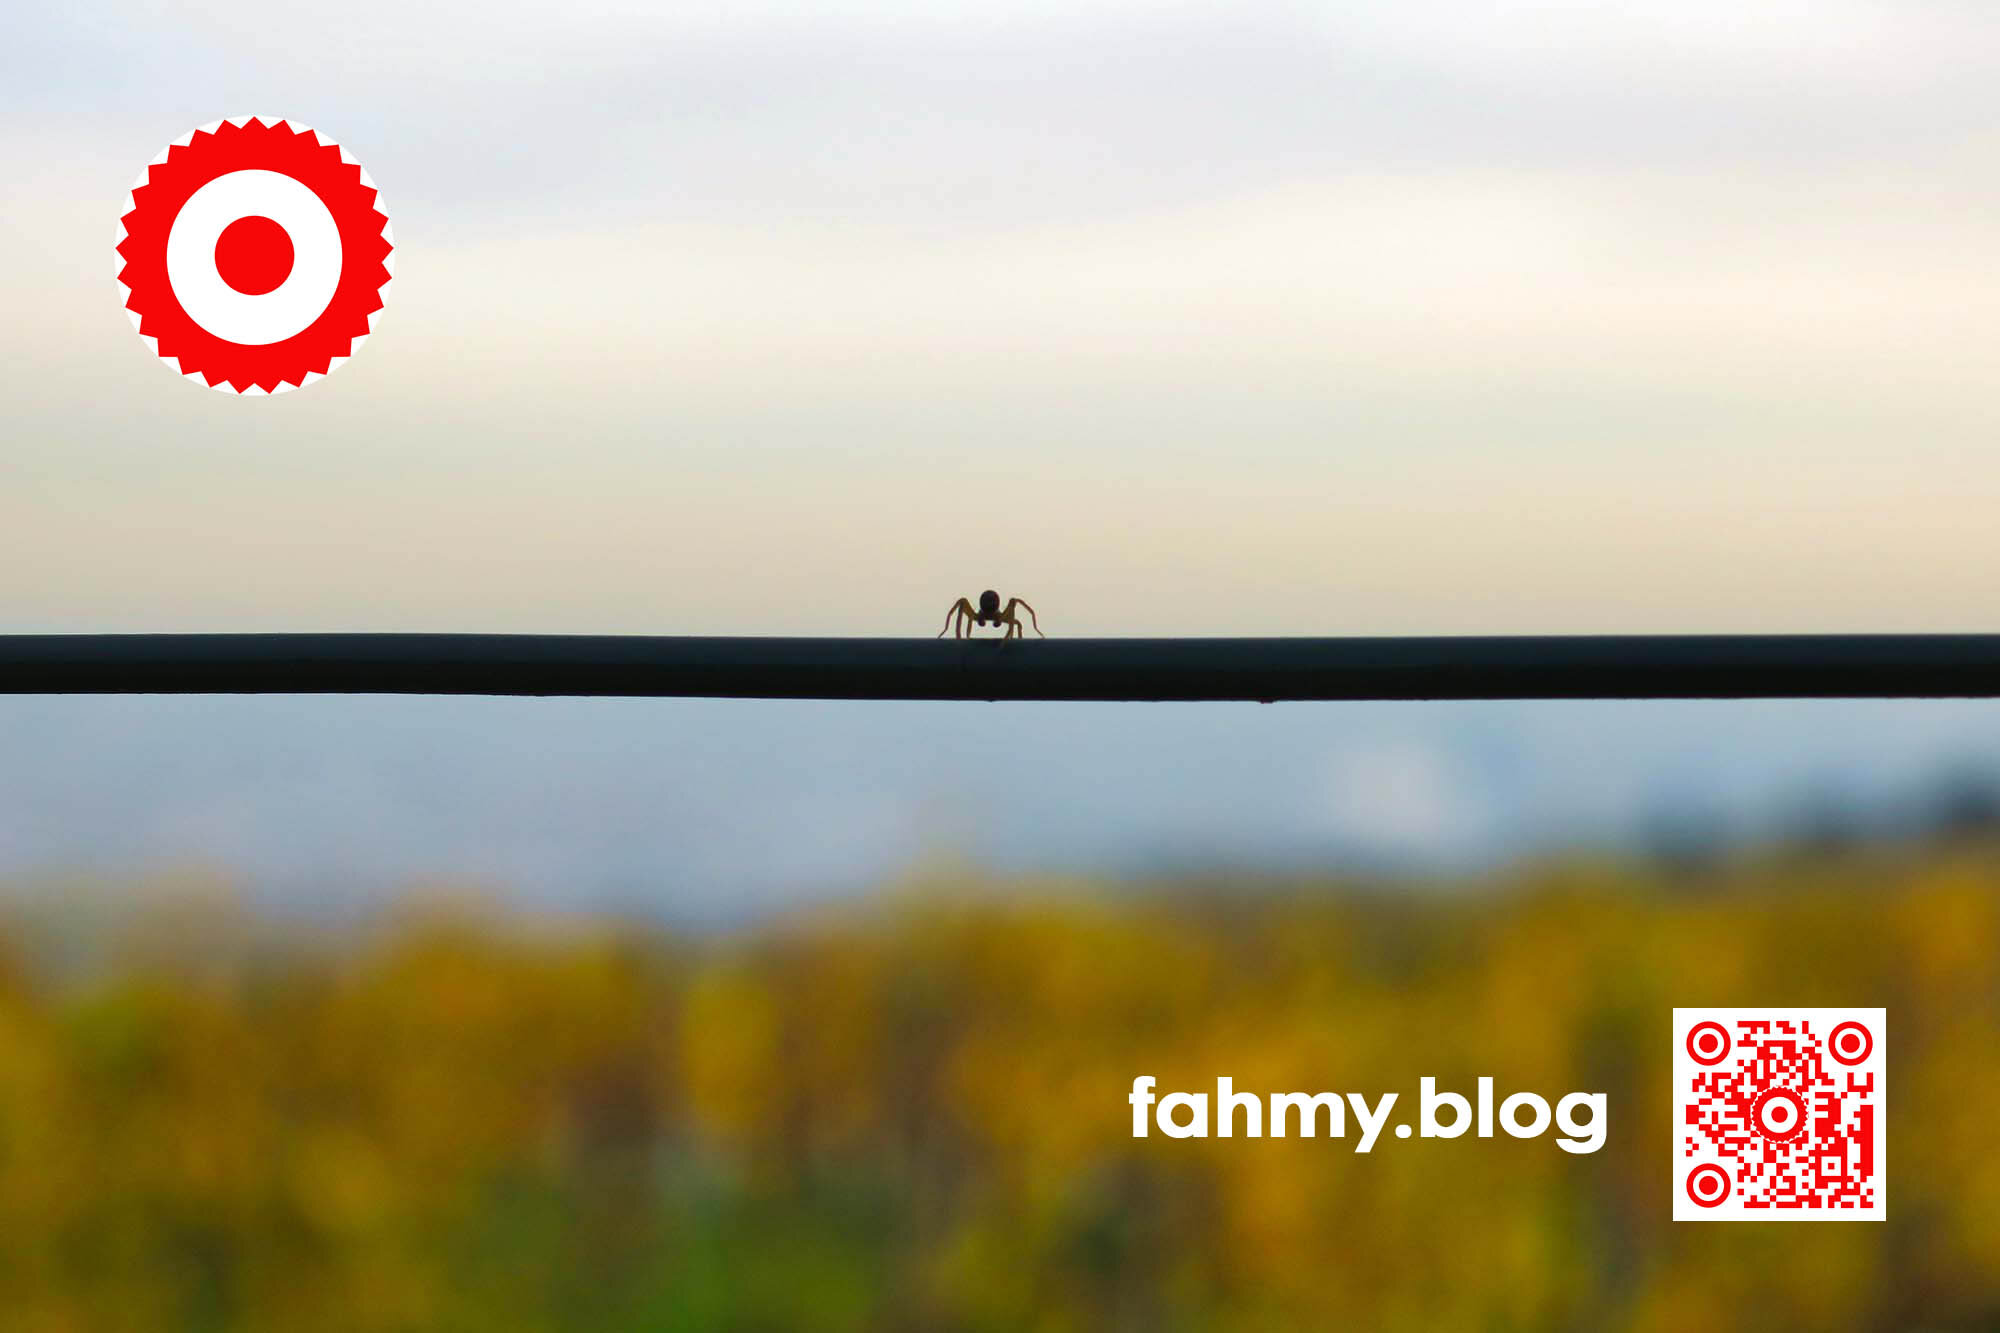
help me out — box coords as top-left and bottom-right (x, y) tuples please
(1673, 1008), (1885, 1221)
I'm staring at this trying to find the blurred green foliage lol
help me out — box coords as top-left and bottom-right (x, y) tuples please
(0, 848), (1993, 1331)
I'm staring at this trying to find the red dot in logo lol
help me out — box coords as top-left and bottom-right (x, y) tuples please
(1686, 1164), (1730, 1208)
(1751, 1087), (1808, 1143)
(1687, 1021), (1730, 1065)
(1828, 1021), (1872, 1065)
(213, 215), (295, 295)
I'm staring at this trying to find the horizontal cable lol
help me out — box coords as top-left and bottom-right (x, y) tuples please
(3, 634), (2000, 700)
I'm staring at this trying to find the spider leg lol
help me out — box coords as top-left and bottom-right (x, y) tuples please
(1004, 598), (1045, 638)
(939, 598), (974, 639)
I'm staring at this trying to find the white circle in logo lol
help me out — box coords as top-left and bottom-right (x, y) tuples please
(164, 170), (342, 346)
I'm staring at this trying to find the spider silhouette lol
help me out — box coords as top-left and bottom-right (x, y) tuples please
(939, 589), (1044, 640)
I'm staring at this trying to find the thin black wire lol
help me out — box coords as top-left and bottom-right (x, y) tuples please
(3, 633), (2000, 700)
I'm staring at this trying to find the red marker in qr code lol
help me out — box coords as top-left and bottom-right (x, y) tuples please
(116, 117), (393, 395)
(1673, 1008), (1885, 1221)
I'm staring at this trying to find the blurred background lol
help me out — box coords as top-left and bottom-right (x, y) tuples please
(0, 703), (1995, 1332)
(6, 0), (2000, 1326)
(0, 773), (1997, 1331)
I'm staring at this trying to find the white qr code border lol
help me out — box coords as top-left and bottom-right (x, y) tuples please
(1672, 1008), (1886, 1222)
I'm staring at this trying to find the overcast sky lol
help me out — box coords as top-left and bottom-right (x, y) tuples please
(4, 4), (2000, 913)
(6, 0), (2000, 634)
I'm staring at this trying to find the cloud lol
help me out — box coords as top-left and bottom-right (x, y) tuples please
(10, 2), (1997, 231)
(1317, 739), (1495, 857)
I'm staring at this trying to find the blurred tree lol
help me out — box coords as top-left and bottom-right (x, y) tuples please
(0, 853), (1990, 1329)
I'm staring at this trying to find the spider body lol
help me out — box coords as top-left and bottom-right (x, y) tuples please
(940, 589), (1044, 640)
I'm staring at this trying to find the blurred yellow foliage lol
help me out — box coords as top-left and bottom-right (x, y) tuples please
(0, 847), (1991, 1330)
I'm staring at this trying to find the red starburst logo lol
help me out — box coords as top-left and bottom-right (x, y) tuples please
(116, 117), (393, 395)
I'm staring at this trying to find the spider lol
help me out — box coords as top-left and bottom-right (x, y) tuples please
(939, 589), (1044, 640)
